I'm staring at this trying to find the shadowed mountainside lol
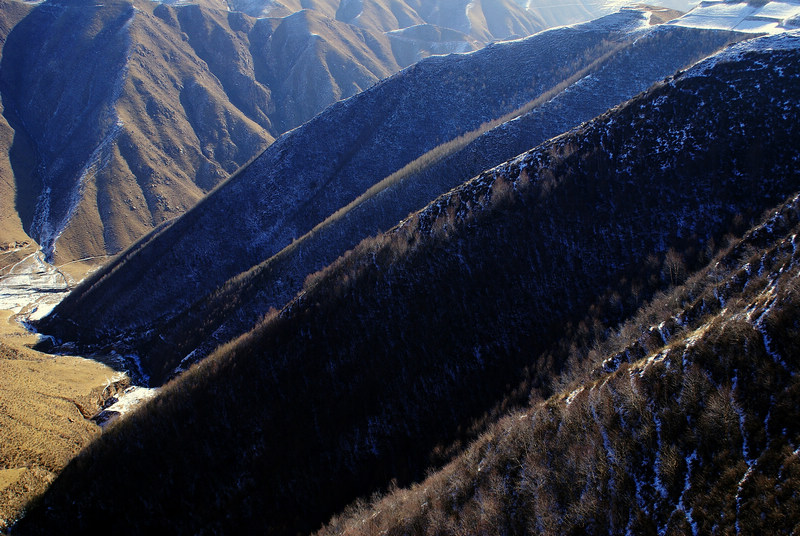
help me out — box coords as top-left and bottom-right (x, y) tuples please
(138, 23), (743, 384)
(16, 32), (800, 535)
(0, 0), (37, 269)
(318, 179), (800, 536)
(39, 9), (699, 383)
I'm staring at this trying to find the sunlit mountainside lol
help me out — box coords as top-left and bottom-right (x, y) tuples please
(0, 0), (548, 270)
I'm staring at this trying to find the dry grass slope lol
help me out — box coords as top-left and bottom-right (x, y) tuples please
(0, 311), (126, 532)
(0, 0), (34, 265)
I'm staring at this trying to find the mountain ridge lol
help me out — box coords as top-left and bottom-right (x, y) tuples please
(0, 0), (549, 266)
(136, 23), (744, 384)
(15, 31), (800, 534)
(38, 9), (664, 358)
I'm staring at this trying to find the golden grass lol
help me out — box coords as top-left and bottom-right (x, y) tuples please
(0, 243), (36, 275)
(0, 310), (36, 344)
(0, 469), (25, 493)
(0, 309), (126, 530)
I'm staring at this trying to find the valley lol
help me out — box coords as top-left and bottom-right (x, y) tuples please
(2, 0), (800, 533)
(0, 249), (156, 530)
(0, 309), (134, 533)
(0, 0), (553, 268)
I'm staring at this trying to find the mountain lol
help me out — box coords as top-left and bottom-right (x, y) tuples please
(15, 30), (800, 535)
(229, 0), (548, 40)
(138, 22), (745, 385)
(319, 173), (800, 536)
(1, 0), (276, 265)
(0, 0), (546, 267)
(0, 0), (34, 267)
(38, 8), (729, 384)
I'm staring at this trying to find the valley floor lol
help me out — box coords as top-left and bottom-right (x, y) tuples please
(0, 255), (145, 531)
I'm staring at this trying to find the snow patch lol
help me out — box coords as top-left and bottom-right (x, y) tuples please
(734, 464), (754, 533)
(465, 1), (475, 33)
(92, 385), (158, 428)
(669, 0), (800, 34)
(0, 251), (71, 316)
(565, 385), (584, 405)
(677, 450), (699, 535)
(683, 322), (711, 348)
(670, 1), (757, 31)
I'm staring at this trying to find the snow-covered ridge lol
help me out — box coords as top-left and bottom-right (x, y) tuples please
(683, 28), (800, 77)
(669, 0), (800, 34)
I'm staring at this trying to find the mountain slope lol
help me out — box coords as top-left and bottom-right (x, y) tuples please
(39, 10), (665, 367)
(232, 0), (548, 41)
(319, 187), (800, 535)
(0, 0), (34, 269)
(0, 0), (275, 263)
(135, 23), (743, 384)
(523, 0), (688, 27)
(16, 31), (800, 535)
(0, 0), (548, 265)
(249, 7), (401, 132)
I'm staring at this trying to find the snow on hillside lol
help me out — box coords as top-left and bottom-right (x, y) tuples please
(683, 28), (800, 77)
(584, 0), (698, 13)
(523, 0), (696, 28)
(670, 0), (800, 33)
(0, 251), (71, 320)
(92, 384), (158, 428)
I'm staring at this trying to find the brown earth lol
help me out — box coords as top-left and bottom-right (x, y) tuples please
(0, 310), (128, 531)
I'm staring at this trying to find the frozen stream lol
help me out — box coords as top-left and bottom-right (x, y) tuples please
(0, 249), (158, 426)
(0, 250), (72, 321)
